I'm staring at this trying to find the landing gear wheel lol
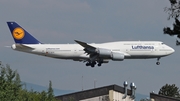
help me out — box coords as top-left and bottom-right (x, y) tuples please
(86, 63), (90, 66)
(92, 61), (96, 65)
(90, 61), (96, 67)
(98, 63), (101, 66)
(91, 64), (95, 67)
(156, 62), (160, 65)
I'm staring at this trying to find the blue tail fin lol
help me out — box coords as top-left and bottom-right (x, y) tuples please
(7, 22), (41, 44)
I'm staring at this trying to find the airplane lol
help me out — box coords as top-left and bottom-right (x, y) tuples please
(7, 22), (175, 67)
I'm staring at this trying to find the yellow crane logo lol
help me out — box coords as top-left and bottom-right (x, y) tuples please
(13, 27), (25, 40)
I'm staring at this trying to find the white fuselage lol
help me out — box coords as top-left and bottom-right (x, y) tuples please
(12, 41), (174, 62)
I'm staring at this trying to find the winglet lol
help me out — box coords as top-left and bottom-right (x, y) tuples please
(7, 22), (41, 44)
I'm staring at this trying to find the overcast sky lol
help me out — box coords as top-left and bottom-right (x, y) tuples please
(0, 0), (179, 96)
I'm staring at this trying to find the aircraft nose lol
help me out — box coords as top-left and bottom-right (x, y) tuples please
(168, 47), (175, 54)
(171, 48), (175, 53)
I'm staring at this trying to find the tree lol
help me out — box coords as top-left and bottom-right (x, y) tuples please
(0, 64), (22, 101)
(158, 84), (180, 97)
(47, 80), (54, 101)
(164, 0), (180, 45)
(0, 62), (60, 101)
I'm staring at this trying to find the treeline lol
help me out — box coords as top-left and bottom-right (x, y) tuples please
(140, 84), (180, 101)
(0, 63), (60, 101)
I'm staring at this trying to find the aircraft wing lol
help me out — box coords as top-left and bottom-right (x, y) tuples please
(74, 40), (94, 49)
(75, 40), (125, 66)
(74, 40), (97, 55)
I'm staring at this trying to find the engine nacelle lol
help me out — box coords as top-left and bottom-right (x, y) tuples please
(111, 52), (124, 61)
(96, 48), (124, 61)
(96, 48), (112, 57)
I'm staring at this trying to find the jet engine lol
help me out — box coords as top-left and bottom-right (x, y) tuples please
(96, 48), (112, 57)
(111, 52), (124, 61)
(96, 48), (124, 61)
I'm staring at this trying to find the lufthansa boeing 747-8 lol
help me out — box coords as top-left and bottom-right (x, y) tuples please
(7, 22), (175, 67)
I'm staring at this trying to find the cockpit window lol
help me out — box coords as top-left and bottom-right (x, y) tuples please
(161, 43), (164, 45)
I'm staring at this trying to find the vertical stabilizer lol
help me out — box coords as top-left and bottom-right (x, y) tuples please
(7, 22), (41, 44)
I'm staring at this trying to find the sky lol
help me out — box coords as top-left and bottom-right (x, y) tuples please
(0, 0), (179, 96)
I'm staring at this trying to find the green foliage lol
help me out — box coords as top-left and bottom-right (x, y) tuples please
(0, 63), (60, 101)
(165, 0), (180, 19)
(164, 0), (180, 45)
(158, 84), (180, 98)
(0, 64), (22, 101)
(47, 80), (54, 101)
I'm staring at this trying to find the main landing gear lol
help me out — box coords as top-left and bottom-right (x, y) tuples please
(86, 61), (96, 67)
(97, 63), (102, 66)
(86, 61), (102, 67)
(156, 58), (160, 65)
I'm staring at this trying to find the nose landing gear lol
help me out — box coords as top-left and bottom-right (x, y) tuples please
(156, 62), (160, 65)
(156, 58), (160, 65)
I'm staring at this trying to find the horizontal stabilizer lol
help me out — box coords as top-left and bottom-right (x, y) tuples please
(12, 44), (34, 50)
